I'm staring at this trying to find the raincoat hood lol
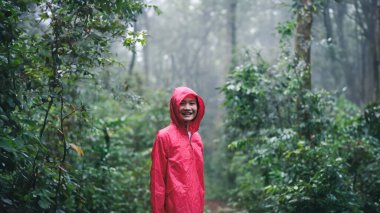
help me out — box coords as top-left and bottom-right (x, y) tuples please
(169, 87), (205, 133)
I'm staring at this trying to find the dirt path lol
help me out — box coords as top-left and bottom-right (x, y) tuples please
(205, 199), (234, 213)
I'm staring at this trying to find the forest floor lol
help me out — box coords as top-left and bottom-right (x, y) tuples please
(205, 199), (235, 213)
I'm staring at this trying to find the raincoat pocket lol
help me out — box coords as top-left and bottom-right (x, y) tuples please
(166, 185), (190, 212)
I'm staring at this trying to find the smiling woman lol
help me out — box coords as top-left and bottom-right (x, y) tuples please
(179, 95), (198, 123)
(150, 86), (205, 213)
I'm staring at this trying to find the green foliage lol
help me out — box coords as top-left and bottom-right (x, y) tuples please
(362, 103), (380, 140)
(276, 20), (297, 40)
(221, 56), (380, 212)
(0, 0), (164, 212)
(68, 88), (169, 213)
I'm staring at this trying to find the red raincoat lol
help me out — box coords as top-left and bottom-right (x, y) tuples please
(150, 87), (205, 213)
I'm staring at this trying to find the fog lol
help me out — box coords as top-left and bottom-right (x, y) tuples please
(112, 1), (292, 140)
(110, 0), (380, 200)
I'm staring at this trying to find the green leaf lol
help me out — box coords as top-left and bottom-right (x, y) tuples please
(0, 137), (17, 152)
(0, 115), (9, 121)
(38, 199), (51, 209)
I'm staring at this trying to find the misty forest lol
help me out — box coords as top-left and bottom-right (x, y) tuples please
(1, 0), (380, 212)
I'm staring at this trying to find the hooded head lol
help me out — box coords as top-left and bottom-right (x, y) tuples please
(170, 87), (205, 133)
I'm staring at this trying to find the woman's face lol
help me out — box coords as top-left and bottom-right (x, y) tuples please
(179, 97), (198, 122)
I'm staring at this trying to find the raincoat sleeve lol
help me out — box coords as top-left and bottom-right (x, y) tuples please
(150, 133), (168, 213)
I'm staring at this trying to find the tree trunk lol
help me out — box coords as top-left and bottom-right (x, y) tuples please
(294, 0), (314, 144)
(295, 0), (313, 90)
(128, 22), (137, 75)
(352, 1), (366, 105)
(323, 0), (342, 86)
(360, 0), (377, 103)
(227, 0), (237, 71)
(375, 0), (380, 101)
(336, 2), (359, 103)
(323, 0), (334, 45)
(141, 10), (150, 86)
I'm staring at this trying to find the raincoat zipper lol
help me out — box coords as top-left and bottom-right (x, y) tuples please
(188, 131), (193, 150)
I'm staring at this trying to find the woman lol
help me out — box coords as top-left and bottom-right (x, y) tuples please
(150, 86), (205, 213)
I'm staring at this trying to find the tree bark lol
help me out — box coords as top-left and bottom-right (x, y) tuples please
(227, 0), (238, 71)
(295, 0), (313, 90)
(323, 0), (334, 45)
(360, 0), (377, 103)
(128, 22), (137, 75)
(294, 0), (314, 144)
(141, 11), (150, 86)
(352, 1), (366, 105)
(336, 2), (359, 103)
(375, 0), (380, 101)
(323, 0), (342, 86)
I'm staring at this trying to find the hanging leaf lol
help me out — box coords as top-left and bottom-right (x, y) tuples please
(69, 143), (84, 157)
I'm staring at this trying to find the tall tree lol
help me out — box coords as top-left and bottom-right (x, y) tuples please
(322, 0), (341, 84)
(0, 0), (147, 211)
(352, 0), (379, 103)
(294, 0), (314, 143)
(227, 0), (238, 70)
(141, 10), (151, 85)
(335, 2), (358, 102)
(375, 0), (380, 101)
(295, 0), (314, 90)
(128, 21), (138, 75)
(323, 0), (334, 45)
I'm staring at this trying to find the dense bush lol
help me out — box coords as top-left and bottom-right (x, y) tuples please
(0, 79), (169, 212)
(221, 57), (380, 212)
(0, 0), (166, 212)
